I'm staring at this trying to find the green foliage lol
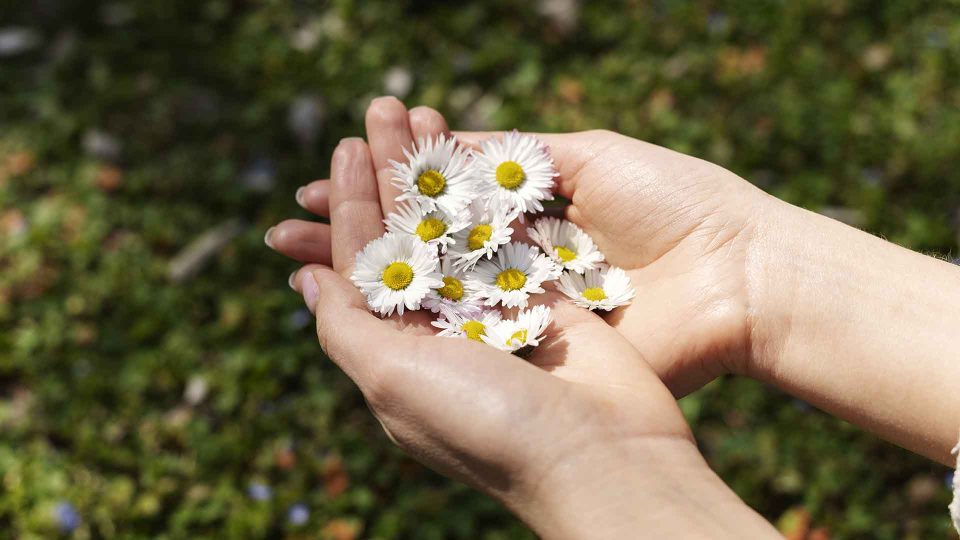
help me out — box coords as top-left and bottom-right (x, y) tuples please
(2, 0), (958, 538)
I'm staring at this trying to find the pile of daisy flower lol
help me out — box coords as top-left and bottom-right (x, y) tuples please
(351, 131), (635, 357)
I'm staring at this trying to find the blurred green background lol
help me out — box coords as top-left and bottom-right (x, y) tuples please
(3, 0), (960, 538)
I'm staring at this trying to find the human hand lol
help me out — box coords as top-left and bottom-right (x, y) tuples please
(452, 125), (960, 466)
(452, 126), (960, 465)
(449, 129), (772, 396)
(266, 98), (779, 538)
(272, 120), (771, 398)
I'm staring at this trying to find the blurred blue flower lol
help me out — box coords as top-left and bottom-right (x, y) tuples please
(82, 129), (122, 161)
(707, 11), (729, 34)
(287, 502), (309, 526)
(288, 309), (313, 330)
(247, 482), (272, 501)
(861, 167), (885, 186)
(946, 472), (954, 489)
(926, 29), (948, 49)
(288, 94), (324, 148)
(101, 3), (135, 27)
(241, 157), (277, 192)
(0, 27), (41, 57)
(792, 399), (811, 412)
(54, 501), (81, 533)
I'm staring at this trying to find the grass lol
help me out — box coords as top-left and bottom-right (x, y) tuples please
(2, 1), (958, 538)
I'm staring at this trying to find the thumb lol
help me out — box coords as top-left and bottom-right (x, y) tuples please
(301, 267), (402, 389)
(300, 269), (567, 497)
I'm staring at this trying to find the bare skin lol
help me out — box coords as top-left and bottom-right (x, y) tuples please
(266, 96), (960, 536)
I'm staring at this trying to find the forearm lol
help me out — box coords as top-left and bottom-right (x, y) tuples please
(514, 437), (780, 539)
(748, 198), (960, 464)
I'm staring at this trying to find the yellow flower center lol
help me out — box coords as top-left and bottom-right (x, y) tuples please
(467, 223), (493, 251)
(582, 287), (607, 301)
(437, 276), (464, 301)
(495, 268), (527, 291)
(417, 169), (446, 197)
(495, 161), (525, 190)
(415, 217), (447, 242)
(462, 320), (486, 341)
(382, 261), (414, 290)
(555, 245), (576, 262)
(507, 329), (528, 346)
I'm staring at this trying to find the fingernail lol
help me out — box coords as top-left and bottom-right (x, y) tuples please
(302, 272), (320, 313)
(295, 186), (306, 208)
(288, 271), (298, 290)
(264, 226), (276, 248)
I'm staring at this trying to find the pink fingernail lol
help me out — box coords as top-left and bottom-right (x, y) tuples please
(295, 186), (306, 208)
(264, 226), (276, 248)
(302, 273), (320, 313)
(288, 271), (298, 290)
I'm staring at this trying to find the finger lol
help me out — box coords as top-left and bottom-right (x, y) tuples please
(296, 179), (330, 217)
(265, 219), (331, 264)
(329, 138), (385, 277)
(365, 96), (414, 216)
(302, 267), (402, 386)
(289, 263), (328, 293)
(289, 263), (434, 338)
(302, 267), (521, 396)
(304, 268), (560, 461)
(453, 130), (604, 200)
(409, 105), (450, 142)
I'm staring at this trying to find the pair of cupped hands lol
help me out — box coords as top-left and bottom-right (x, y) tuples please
(267, 97), (783, 537)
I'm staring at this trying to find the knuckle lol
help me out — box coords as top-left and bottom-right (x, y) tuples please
(585, 128), (617, 140)
(314, 315), (338, 355)
(361, 354), (416, 410)
(331, 199), (380, 221)
(362, 361), (402, 409)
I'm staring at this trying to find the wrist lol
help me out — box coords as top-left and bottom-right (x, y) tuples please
(742, 197), (867, 380)
(514, 436), (778, 539)
(741, 196), (809, 380)
(742, 197), (960, 462)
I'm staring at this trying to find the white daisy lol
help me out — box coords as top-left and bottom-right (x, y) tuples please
(527, 217), (604, 273)
(474, 130), (558, 215)
(351, 233), (443, 317)
(390, 133), (475, 216)
(466, 241), (560, 309)
(447, 198), (517, 270)
(432, 309), (502, 342)
(384, 200), (470, 254)
(422, 256), (483, 318)
(557, 266), (635, 311)
(481, 305), (552, 357)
